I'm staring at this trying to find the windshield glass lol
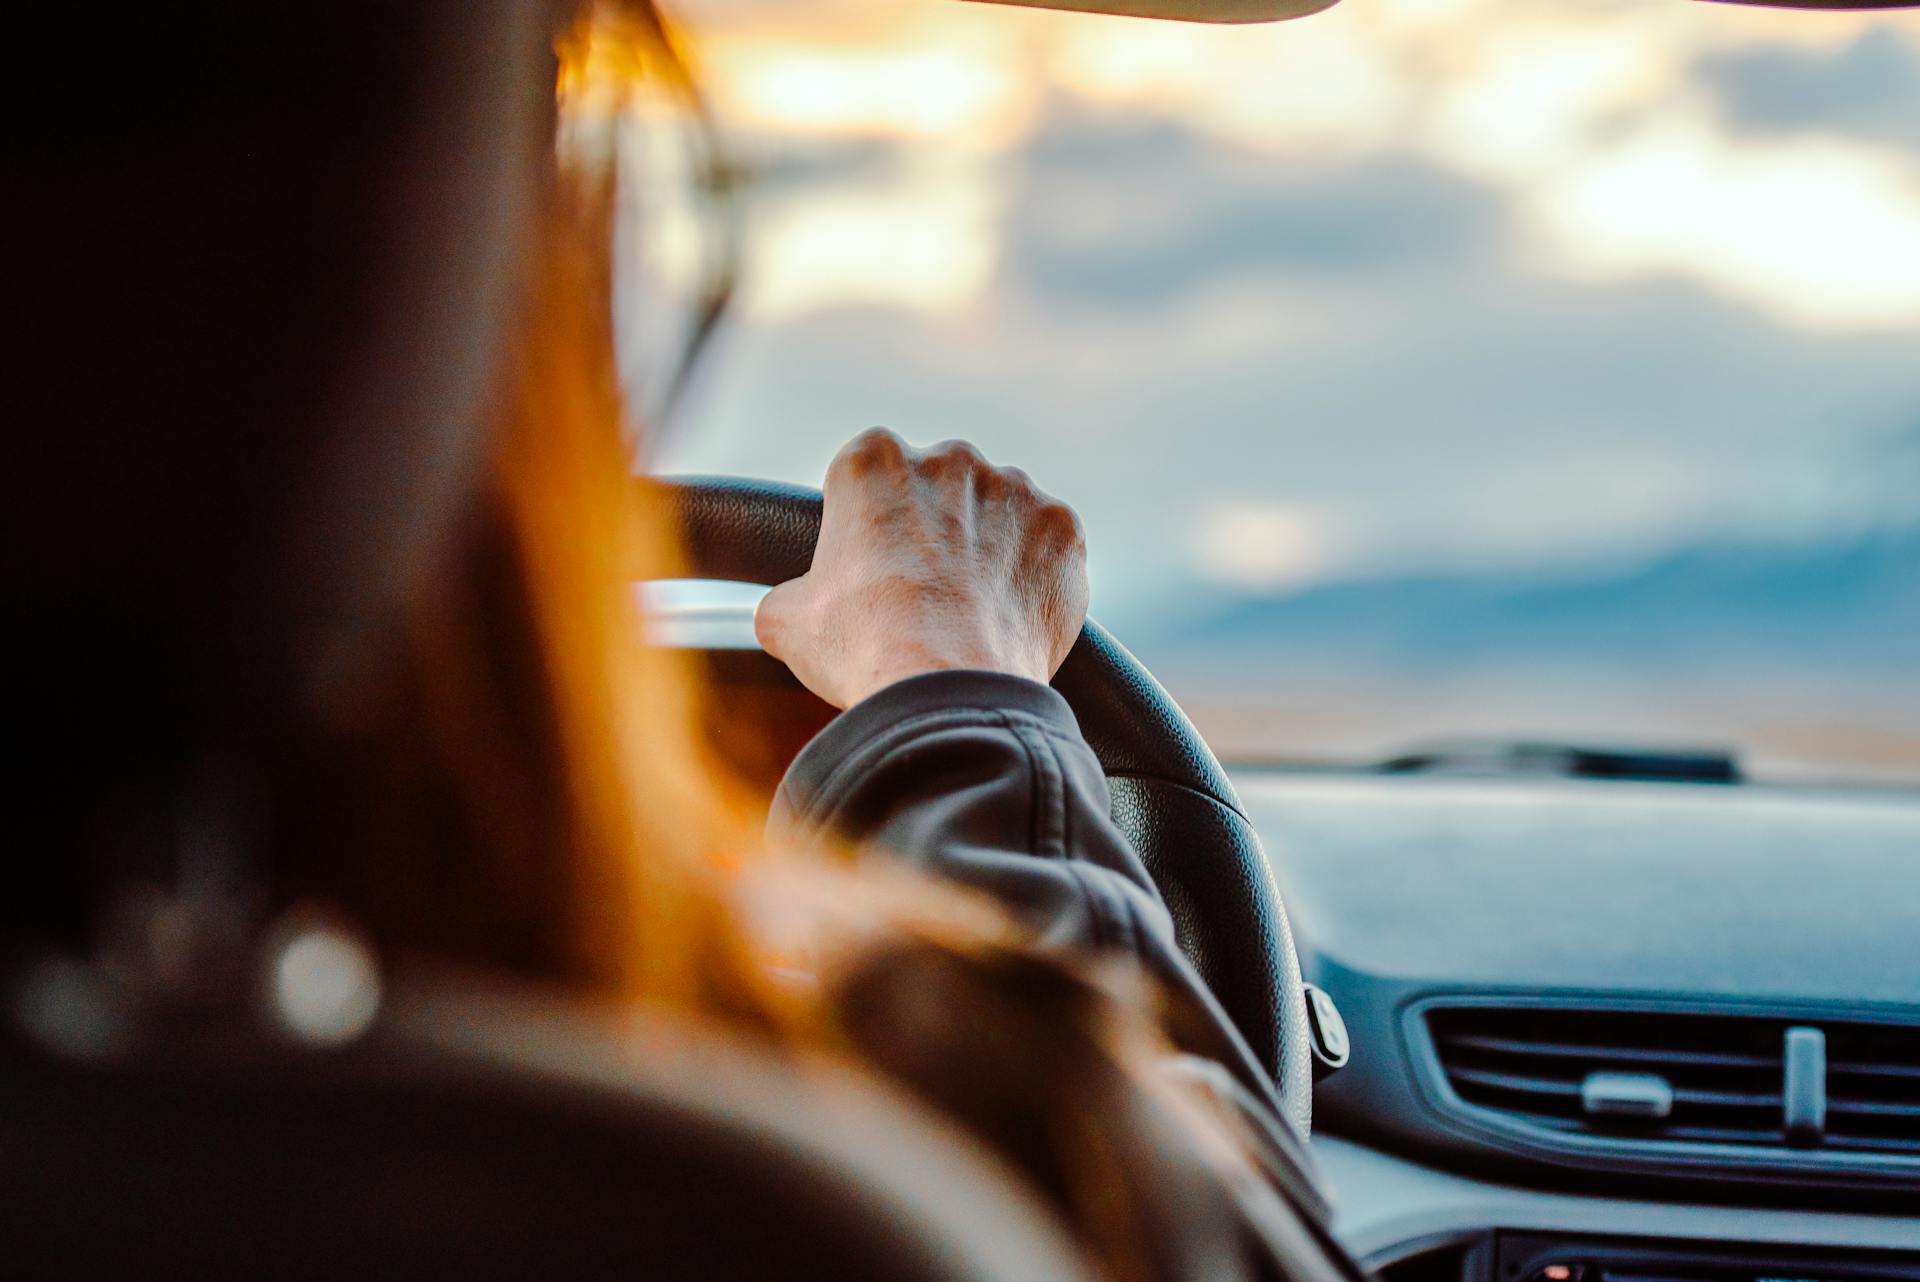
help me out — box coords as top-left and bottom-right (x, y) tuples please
(643, 0), (1920, 783)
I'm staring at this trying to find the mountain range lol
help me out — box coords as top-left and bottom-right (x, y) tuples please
(1137, 526), (1920, 679)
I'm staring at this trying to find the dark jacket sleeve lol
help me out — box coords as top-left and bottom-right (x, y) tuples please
(768, 668), (1330, 1225)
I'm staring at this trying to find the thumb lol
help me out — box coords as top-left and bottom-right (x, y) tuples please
(753, 576), (806, 661)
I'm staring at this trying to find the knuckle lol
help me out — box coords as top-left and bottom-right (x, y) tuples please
(935, 437), (987, 464)
(1033, 498), (1085, 547)
(998, 465), (1037, 500)
(853, 425), (905, 456)
(832, 427), (907, 478)
(923, 438), (986, 478)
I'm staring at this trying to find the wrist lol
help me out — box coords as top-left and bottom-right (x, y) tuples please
(846, 640), (1049, 707)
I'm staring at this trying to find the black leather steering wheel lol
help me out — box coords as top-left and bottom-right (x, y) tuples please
(659, 475), (1314, 1132)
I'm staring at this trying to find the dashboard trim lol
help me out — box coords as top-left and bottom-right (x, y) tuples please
(1315, 1134), (1920, 1271)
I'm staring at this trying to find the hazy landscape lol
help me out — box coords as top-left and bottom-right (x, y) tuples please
(1135, 523), (1920, 779)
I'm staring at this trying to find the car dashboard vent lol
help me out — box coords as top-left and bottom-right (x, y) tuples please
(1825, 1022), (1920, 1155)
(1421, 1004), (1920, 1169)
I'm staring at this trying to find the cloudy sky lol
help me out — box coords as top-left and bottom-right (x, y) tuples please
(626, 0), (1920, 771)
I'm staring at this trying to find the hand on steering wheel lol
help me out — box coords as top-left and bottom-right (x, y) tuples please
(754, 428), (1088, 709)
(659, 441), (1317, 1135)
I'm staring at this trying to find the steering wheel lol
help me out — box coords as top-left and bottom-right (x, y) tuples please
(659, 476), (1314, 1132)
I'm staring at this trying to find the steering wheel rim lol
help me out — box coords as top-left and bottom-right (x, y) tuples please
(656, 474), (1314, 1133)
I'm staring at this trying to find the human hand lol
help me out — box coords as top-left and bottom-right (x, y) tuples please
(755, 429), (1089, 710)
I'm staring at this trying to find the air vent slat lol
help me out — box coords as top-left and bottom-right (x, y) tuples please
(1655, 1124), (1785, 1145)
(1444, 1066), (1581, 1098)
(1440, 1070), (1779, 1112)
(1825, 1133), (1920, 1154)
(1828, 1097), (1920, 1119)
(1672, 1086), (1780, 1109)
(1829, 1061), (1920, 1081)
(1435, 1032), (1777, 1071)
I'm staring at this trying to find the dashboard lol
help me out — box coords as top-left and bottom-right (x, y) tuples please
(674, 618), (1920, 1278)
(1238, 770), (1920, 1275)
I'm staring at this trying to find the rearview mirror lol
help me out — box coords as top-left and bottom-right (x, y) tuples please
(969, 0), (1914, 22)
(970, 0), (1337, 19)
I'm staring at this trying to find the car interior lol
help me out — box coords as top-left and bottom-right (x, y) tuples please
(651, 468), (1920, 1282)
(10, 0), (1920, 1277)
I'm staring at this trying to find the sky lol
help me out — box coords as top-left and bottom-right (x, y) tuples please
(624, 0), (1920, 774)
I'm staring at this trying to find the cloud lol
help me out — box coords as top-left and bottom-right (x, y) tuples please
(697, 15), (1038, 148)
(738, 156), (1008, 318)
(653, 4), (1920, 629)
(663, 0), (1920, 334)
(1194, 501), (1356, 590)
(1700, 27), (1920, 150)
(1524, 107), (1920, 330)
(1008, 124), (1506, 309)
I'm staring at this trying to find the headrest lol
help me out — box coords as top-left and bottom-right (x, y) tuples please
(5, 1), (551, 815)
(0, 975), (1091, 1282)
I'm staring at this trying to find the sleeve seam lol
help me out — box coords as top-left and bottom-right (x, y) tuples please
(1002, 711), (1119, 952)
(996, 709), (1045, 861)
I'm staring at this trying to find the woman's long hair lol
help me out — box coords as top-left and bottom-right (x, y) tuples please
(275, 8), (1271, 1279)
(281, 5), (759, 1010)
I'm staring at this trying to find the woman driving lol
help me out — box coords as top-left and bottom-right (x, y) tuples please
(6, 3), (1355, 1279)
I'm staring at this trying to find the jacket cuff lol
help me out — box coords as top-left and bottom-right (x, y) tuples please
(779, 669), (1083, 813)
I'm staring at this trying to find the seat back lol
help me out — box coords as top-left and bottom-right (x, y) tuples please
(0, 979), (1090, 1282)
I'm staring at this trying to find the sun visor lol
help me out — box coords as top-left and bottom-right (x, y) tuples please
(967, 0), (1340, 23)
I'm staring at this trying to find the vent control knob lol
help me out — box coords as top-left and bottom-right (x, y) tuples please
(1783, 1025), (1827, 1147)
(1580, 1070), (1674, 1119)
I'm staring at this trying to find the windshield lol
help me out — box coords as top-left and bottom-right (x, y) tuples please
(643, 0), (1920, 784)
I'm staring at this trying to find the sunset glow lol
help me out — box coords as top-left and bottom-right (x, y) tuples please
(645, 0), (1920, 328)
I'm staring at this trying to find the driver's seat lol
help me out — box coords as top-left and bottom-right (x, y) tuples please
(0, 976), (1089, 1282)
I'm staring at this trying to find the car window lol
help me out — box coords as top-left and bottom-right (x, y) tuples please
(637, 0), (1920, 784)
